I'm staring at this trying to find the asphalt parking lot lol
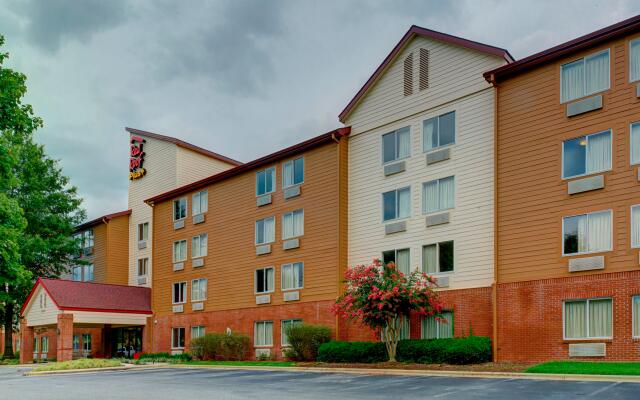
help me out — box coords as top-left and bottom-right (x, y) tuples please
(2, 366), (640, 399)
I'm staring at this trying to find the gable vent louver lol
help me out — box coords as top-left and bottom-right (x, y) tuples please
(419, 48), (430, 90)
(403, 53), (413, 96)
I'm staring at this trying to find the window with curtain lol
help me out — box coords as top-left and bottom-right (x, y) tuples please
(563, 210), (612, 255)
(255, 217), (275, 245)
(382, 126), (411, 164)
(192, 233), (208, 258)
(382, 248), (411, 275)
(422, 311), (454, 339)
(631, 122), (640, 165)
(423, 176), (455, 213)
(632, 205), (640, 248)
(281, 262), (304, 290)
(382, 187), (411, 221)
(138, 222), (149, 242)
(137, 258), (148, 277)
(256, 167), (276, 196)
(83, 333), (92, 351)
(631, 39), (640, 82)
(72, 266), (82, 281)
(191, 326), (205, 340)
(83, 264), (94, 282)
(283, 157), (304, 188)
(255, 267), (274, 294)
(564, 298), (612, 339)
(172, 282), (186, 304)
(172, 327), (185, 349)
(191, 278), (207, 302)
(173, 240), (187, 262)
(562, 130), (611, 178)
(282, 209), (304, 239)
(423, 111), (455, 151)
(634, 296), (640, 338)
(422, 241), (454, 274)
(281, 319), (303, 346)
(192, 190), (208, 215)
(560, 49), (610, 103)
(255, 321), (273, 347)
(173, 198), (187, 220)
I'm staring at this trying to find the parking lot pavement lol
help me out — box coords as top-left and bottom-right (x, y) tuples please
(2, 367), (640, 400)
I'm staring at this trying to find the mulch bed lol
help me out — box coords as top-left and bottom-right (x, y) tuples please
(297, 362), (534, 373)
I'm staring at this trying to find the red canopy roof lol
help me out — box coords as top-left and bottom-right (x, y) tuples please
(21, 278), (152, 315)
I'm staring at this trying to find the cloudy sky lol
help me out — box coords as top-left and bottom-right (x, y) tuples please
(1, 0), (639, 220)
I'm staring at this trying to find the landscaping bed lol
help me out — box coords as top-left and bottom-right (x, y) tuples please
(184, 361), (296, 367)
(31, 358), (122, 372)
(298, 361), (532, 372)
(525, 361), (640, 375)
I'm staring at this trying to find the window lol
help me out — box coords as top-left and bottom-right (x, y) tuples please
(382, 127), (410, 164)
(191, 326), (205, 340)
(564, 298), (612, 339)
(191, 278), (207, 302)
(282, 209), (304, 240)
(382, 248), (410, 275)
(254, 321), (273, 347)
(562, 130), (611, 179)
(83, 264), (94, 282)
(192, 233), (208, 258)
(172, 282), (186, 304)
(137, 258), (148, 277)
(172, 327), (185, 349)
(82, 334), (92, 351)
(192, 190), (208, 216)
(281, 262), (304, 290)
(72, 266), (82, 281)
(138, 222), (149, 242)
(423, 176), (454, 213)
(382, 187), (411, 221)
(255, 267), (275, 294)
(423, 111), (455, 151)
(561, 49), (610, 103)
(256, 167), (276, 196)
(422, 311), (454, 339)
(173, 198), (187, 221)
(84, 229), (94, 248)
(632, 205), (640, 248)
(631, 122), (640, 165)
(73, 335), (80, 352)
(381, 316), (410, 341)
(281, 319), (302, 346)
(41, 336), (49, 354)
(33, 337), (38, 353)
(173, 240), (187, 262)
(255, 217), (275, 245)
(283, 157), (304, 188)
(422, 241), (454, 274)
(563, 210), (612, 255)
(634, 296), (640, 338)
(631, 39), (640, 82)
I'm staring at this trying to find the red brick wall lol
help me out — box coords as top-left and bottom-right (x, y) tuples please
(497, 271), (640, 362)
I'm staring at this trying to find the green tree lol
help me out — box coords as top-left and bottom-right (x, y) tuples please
(0, 35), (85, 357)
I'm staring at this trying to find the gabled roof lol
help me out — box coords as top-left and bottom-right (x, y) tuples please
(484, 15), (640, 84)
(126, 127), (243, 166)
(20, 278), (152, 316)
(145, 127), (350, 205)
(338, 25), (513, 122)
(75, 209), (131, 232)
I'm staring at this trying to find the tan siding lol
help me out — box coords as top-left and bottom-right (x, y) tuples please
(89, 224), (108, 283)
(106, 214), (130, 285)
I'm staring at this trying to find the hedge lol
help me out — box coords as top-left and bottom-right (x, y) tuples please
(189, 333), (250, 361)
(282, 324), (331, 361)
(317, 336), (491, 365)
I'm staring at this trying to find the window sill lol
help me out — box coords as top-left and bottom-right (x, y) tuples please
(562, 250), (611, 258)
(562, 339), (612, 343)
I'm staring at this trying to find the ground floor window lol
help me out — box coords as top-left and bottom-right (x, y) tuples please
(172, 327), (185, 349)
(633, 296), (640, 338)
(381, 316), (410, 341)
(422, 311), (454, 339)
(564, 298), (612, 339)
(191, 326), (205, 340)
(73, 335), (80, 351)
(33, 337), (38, 353)
(254, 321), (273, 347)
(82, 333), (92, 351)
(41, 336), (49, 354)
(281, 319), (302, 346)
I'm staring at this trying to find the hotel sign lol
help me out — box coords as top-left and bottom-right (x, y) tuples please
(129, 135), (146, 180)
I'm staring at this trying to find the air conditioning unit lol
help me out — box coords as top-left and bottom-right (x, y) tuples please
(255, 348), (271, 359)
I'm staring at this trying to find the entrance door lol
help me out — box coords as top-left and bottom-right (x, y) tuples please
(112, 327), (143, 358)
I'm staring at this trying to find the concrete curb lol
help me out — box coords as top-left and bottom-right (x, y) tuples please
(23, 364), (168, 376)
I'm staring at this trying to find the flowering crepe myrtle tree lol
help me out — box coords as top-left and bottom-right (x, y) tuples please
(331, 259), (444, 362)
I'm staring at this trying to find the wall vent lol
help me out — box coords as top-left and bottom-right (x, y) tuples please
(404, 53), (413, 96)
(419, 48), (429, 90)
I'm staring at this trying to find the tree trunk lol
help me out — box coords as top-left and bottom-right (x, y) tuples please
(3, 303), (14, 358)
(382, 316), (401, 362)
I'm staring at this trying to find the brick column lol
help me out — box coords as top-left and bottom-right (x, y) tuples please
(19, 320), (34, 364)
(56, 314), (73, 362)
(142, 316), (153, 353)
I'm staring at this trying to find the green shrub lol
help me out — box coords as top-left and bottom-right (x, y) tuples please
(138, 352), (192, 363)
(190, 334), (224, 361)
(218, 333), (250, 361)
(283, 324), (332, 361)
(318, 336), (491, 365)
(189, 333), (250, 361)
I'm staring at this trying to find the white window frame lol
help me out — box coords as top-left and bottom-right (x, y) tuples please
(630, 38), (640, 83)
(422, 241), (455, 274)
(256, 167), (276, 196)
(173, 240), (187, 263)
(173, 197), (188, 221)
(172, 281), (187, 305)
(422, 111), (456, 152)
(421, 311), (454, 339)
(381, 127), (411, 164)
(85, 229), (94, 249)
(562, 297), (613, 340)
(192, 233), (208, 258)
(138, 222), (149, 242)
(83, 264), (94, 282)
(254, 320), (273, 347)
(560, 49), (611, 103)
(255, 216), (275, 245)
(171, 327), (185, 349)
(281, 319), (302, 347)
(191, 278), (207, 302)
(137, 258), (148, 277)
(72, 266), (82, 281)
(255, 267), (274, 294)
(283, 157), (304, 188)
(561, 130), (612, 179)
(282, 209), (304, 240)
(632, 205), (640, 248)
(281, 262), (304, 291)
(561, 210), (613, 256)
(382, 187), (411, 222)
(422, 176), (455, 214)
(191, 325), (205, 340)
(631, 122), (640, 166)
(633, 295), (640, 338)
(192, 190), (208, 216)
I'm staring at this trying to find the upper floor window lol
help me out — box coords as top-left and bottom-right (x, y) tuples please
(630, 38), (640, 82)
(192, 233), (208, 258)
(83, 264), (94, 282)
(255, 267), (274, 294)
(631, 122), (640, 165)
(564, 298), (612, 339)
(382, 248), (410, 275)
(283, 157), (304, 188)
(563, 210), (612, 255)
(382, 127), (410, 164)
(382, 187), (410, 222)
(255, 217), (275, 245)
(138, 222), (149, 242)
(137, 258), (148, 277)
(632, 205), (640, 248)
(282, 209), (304, 240)
(172, 282), (186, 304)
(256, 167), (276, 196)
(423, 176), (454, 214)
(72, 266), (82, 281)
(422, 311), (453, 339)
(423, 111), (455, 151)
(192, 190), (208, 216)
(281, 262), (304, 290)
(85, 229), (94, 249)
(423, 241), (454, 274)
(173, 240), (187, 263)
(562, 130), (611, 179)
(560, 49), (610, 103)
(191, 278), (207, 302)
(173, 198), (187, 221)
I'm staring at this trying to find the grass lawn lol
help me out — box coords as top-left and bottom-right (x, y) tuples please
(526, 361), (640, 375)
(184, 360), (296, 367)
(31, 358), (122, 372)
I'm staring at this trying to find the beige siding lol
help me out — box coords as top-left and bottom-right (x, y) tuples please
(69, 311), (149, 325)
(24, 286), (60, 327)
(176, 147), (233, 186)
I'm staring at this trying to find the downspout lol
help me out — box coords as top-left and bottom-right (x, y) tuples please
(491, 75), (499, 363)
